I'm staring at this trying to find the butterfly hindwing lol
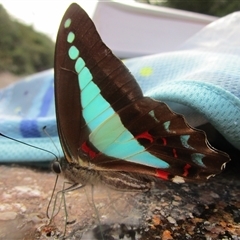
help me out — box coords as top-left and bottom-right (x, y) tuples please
(54, 3), (230, 185)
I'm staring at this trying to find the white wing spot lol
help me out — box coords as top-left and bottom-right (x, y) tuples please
(149, 110), (159, 123)
(172, 176), (185, 183)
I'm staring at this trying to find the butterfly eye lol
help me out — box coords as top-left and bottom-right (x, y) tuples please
(51, 160), (62, 174)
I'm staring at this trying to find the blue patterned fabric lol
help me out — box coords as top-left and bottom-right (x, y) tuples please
(0, 12), (239, 163)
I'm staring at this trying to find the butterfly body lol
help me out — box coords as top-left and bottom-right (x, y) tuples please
(54, 3), (230, 190)
(59, 157), (152, 191)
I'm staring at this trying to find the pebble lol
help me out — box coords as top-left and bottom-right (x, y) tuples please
(162, 230), (173, 240)
(13, 186), (41, 197)
(0, 211), (17, 220)
(167, 216), (176, 224)
(210, 192), (220, 198)
(0, 203), (12, 211)
(1, 192), (12, 200)
(172, 201), (180, 206)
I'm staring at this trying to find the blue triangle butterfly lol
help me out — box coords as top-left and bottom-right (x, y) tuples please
(54, 3), (230, 191)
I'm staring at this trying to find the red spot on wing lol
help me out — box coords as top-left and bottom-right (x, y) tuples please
(155, 169), (170, 180)
(161, 137), (167, 146)
(183, 164), (191, 177)
(81, 141), (98, 159)
(172, 148), (178, 158)
(135, 131), (154, 143)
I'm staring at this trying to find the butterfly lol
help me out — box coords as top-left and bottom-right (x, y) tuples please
(53, 3), (230, 192)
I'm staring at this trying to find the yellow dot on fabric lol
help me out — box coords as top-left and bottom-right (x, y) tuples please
(14, 107), (21, 113)
(140, 67), (153, 77)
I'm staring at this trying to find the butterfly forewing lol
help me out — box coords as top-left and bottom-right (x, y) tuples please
(54, 3), (230, 184)
(55, 3), (142, 161)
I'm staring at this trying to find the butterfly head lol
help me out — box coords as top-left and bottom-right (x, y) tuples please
(51, 159), (62, 175)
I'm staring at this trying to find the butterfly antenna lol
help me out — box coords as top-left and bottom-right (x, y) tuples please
(42, 126), (61, 160)
(0, 132), (58, 160)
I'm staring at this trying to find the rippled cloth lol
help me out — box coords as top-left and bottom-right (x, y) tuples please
(0, 12), (239, 163)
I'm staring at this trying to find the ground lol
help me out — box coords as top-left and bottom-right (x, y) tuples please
(0, 162), (239, 240)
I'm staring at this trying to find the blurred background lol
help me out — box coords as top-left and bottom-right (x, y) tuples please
(0, 0), (239, 87)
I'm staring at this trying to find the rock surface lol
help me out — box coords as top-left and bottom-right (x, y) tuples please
(0, 163), (239, 240)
